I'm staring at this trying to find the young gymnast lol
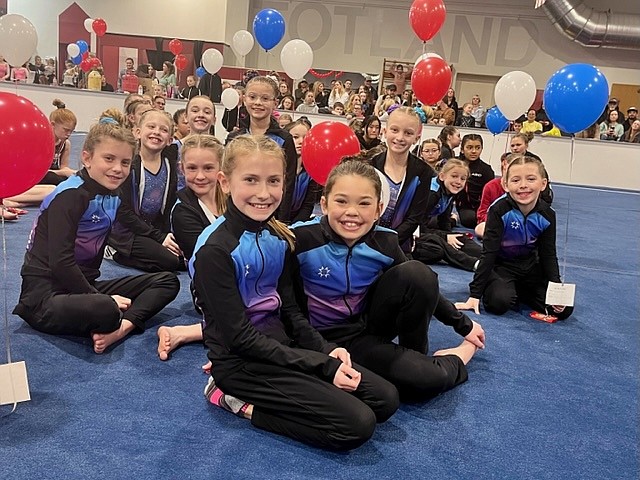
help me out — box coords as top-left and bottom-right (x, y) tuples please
(413, 159), (481, 271)
(418, 138), (442, 171)
(456, 155), (573, 319)
(455, 134), (495, 229)
(509, 133), (553, 204)
(371, 107), (433, 252)
(107, 110), (184, 272)
(13, 117), (180, 353)
(192, 135), (399, 451)
(186, 95), (216, 135)
(437, 126), (461, 161)
(291, 159), (485, 401)
(226, 76), (297, 223)
(284, 119), (321, 223)
(40, 99), (78, 185)
(156, 134), (226, 360)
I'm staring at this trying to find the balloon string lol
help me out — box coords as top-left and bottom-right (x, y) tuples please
(1, 198), (18, 415)
(560, 136), (575, 282)
(422, 42), (426, 55)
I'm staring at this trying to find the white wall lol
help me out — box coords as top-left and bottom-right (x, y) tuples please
(8, 0), (228, 58)
(246, 0), (640, 89)
(2, 82), (638, 191)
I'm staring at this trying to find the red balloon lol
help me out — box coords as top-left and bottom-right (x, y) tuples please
(89, 57), (102, 69)
(301, 122), (361, 186)
(409, 0), (447, 42)
(411, 57), (451, 106)
(169, 38), (183, 55)
(0, 93), (55, 199)
(92, 18), (107, 37)
(174, 54), (188, 71)
(80, 58), (92, 72)
(82, 51), (89, 60)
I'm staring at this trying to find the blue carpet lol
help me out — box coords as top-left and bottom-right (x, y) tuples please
(1, 185), (638, 480)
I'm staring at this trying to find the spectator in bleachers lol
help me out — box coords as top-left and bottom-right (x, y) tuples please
(328, 80), (350, 109)
(159, 61), (176, 90)
(118, 57), (136, 91)
(278, 94), (295, 111)
(439, 88), (459, 124)
(622, 107), (637, 132)
(521, 109), (543, 134)
(455, 103), (475, 128)
(621, 119), (640, 143)
(296, 91), (319, 114)
(470, 95), (485, 128)
(294, 79), (309, 106)
(599, 110), (624, 141)
(0, 54), (9, 81)
(313, 81), (329, 108)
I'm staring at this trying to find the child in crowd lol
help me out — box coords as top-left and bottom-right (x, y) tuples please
(40, 99), (78, 185)
(277, 113), (293, 129)
(44, 58), (57, 84)
(180, 75), (201, 100)
(356, 116), (382, 151)
(418, 138), (442, 171)
(475, 152), (511, 238)
(331, 102), (345, 116)
(125, 99), (153, 130)
(455, 134), (495, 228)
(153, 96), (166, 111)
(456, 155), (573, 320)
(455, 103), (475, 128)
(107, 110), (184, 272)
(296, 91), (319, 114)
(187, 95), (216, 135)
(292, 159), (484, 401)
(413, 159), (481, 271)
(278, 94), (295, 111)
(194, 135), (399, 451)
(284, 119), (321, 223)
(437, 126), (461, 161)
(371, 107), (432, 252)
(13, 117), (180, 354)
(157, 134), (226, 360)
(226, 76), (297, 222)
(508, 133), (553, 204)
(172, 109), (190, 141)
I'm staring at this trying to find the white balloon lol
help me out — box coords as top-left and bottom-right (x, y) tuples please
(202, 48), (223, 75)
(84, 18), (94, 33)
(0, 14), (38, 66)
(232, 30), (254, 57)
(494, 71), (537, 121)
(67, 43), (80, 58)
(280, 39), (313, 80)
(414, 52), (443, 67)
(221, 88), (240, 110)
(375, 169), (391, 216)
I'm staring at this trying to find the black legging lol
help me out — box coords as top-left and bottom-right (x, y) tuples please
(337, 261), (469, 401)
(112, 235), (186, 272)
(413, 233), (481, 271)
(17, 272), (180, 335)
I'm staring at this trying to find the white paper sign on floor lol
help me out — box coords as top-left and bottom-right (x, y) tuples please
(545, 282), (576, 307)
(0, 361), (31, 406)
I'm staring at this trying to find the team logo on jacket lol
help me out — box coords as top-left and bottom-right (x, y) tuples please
(510, 220), (521, 230)
(317, 266), (331, 278)
(244, 264), (251, 277)
(91, 214), (101, 223)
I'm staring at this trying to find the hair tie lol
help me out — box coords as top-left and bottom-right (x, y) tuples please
(57, 103), (66, 109)
(99, 117), (119, 125)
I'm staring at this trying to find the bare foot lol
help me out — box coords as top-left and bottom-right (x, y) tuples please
(157, 324), (203, 360)
(92, 320), (134, 354)
(434, 340), (478, 365)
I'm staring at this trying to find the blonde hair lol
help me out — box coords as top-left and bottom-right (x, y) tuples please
(439, 158), (469, 177)
(50, 99), (77, 126)
(137, 108), (175, 136)
(99, 108), (126, 126)
(84, 114), (137, 156)
(222, 135), (295, 250)
(181, 134), (226, 215)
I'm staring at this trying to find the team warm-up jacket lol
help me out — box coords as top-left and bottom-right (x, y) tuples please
(108, 148), (179, 255)
(170, 187), (214, 261)
(455, 157), (495, 213)
(189, 200), (340, 383)
(226, 117), (297, 223)
(470, 194), (560, 299)
(291, 217), (473, 343)
(291, 169), (321, 223)
(370, 150), (434, 248)
(421, 176), (455, 236)
(17, 169), (165, 295)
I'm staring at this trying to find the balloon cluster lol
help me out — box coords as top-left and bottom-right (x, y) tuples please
(409, 0), (451, 106)
(84, 18), (108, 36)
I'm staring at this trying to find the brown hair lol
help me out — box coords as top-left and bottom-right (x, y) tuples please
(504, 154), (546, 180)
(246, 76), (279, 97)
(222, 135), (294, 249)
(84, 114), (137, 156)
(324, 158), (382, 204)
(50, 99), (77, 126)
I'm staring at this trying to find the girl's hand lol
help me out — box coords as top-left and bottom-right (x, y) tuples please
(110, 295), (131, 311)
(455, 297), (480, 315)
(202, 361), (212, 375)
(465, 321), (485, 349)
(163, 233), (182, 256)
(329, 347), (352, 367)
(551, 305), (566, 313)
(447, 234), (464, 249)
(333, 363), (361, 392)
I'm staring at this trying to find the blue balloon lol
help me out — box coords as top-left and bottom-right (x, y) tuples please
(76, 40), (89, 55)
(543, 63), (609, 134)
(71, 55), (82, 65)
(485, 106), (509, 135)
(196, 66), (206, 78)
(253, 9), (285, 51)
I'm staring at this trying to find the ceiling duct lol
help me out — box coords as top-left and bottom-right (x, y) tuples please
(540, 0), (640, 50)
